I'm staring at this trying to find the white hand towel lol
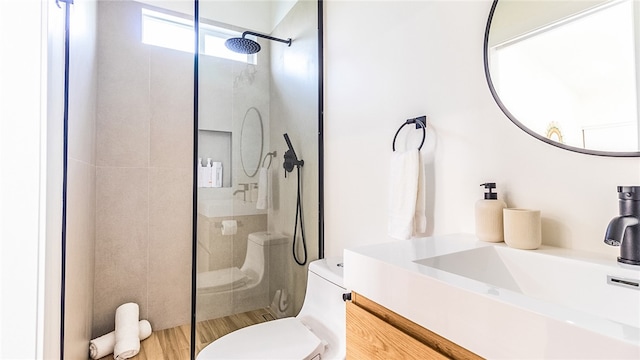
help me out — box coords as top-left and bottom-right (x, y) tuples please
(388, 149), (420, 240)
(414, 153), (427, 235)
(89, 320), (152, 360)
(256, 167), (270, 210)
(113, 303), (140, 360)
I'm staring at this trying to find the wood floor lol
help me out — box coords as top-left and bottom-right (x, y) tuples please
(97, 308), (276, 360)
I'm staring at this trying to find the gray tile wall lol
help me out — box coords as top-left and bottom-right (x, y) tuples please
(93, 0), (193, 336)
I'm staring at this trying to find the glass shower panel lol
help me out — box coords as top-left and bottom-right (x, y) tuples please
(195, 0), (320, 355)
(64, 0), (195, 359)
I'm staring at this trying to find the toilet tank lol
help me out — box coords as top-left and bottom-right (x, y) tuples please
(242, 231), (288, 279)
(248, 231), (288, 246)
(297, 257), (347, 360)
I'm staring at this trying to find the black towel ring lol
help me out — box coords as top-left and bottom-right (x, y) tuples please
(261, 151), (277, 169)
(392, 116), (427, 151)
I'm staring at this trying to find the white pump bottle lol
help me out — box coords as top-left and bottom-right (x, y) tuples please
(475, 182), (507, 242)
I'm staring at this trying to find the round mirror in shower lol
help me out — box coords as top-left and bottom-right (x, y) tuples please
(240, 107), (264, 177)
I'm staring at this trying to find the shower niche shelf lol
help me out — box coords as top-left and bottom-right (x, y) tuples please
(198, 129), (231, 189)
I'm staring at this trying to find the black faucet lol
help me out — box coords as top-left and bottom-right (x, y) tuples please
(604, 186), (640, 265)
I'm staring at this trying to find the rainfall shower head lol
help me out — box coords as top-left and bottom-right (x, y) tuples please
(225, 37), (261, 54)
(225, 31), (291, 55)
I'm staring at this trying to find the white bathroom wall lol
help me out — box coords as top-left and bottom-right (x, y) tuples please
(323, 0), (640, 258)
(0, 1), (51, 358)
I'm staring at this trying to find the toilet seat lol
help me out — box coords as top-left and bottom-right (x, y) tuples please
(197, 267), (248, 292)
(197, 318), (325, 359)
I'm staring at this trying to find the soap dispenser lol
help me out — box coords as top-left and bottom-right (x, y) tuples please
(475, 182), (507, 242)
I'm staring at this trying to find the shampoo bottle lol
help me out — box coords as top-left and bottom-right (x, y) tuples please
(475, 182), (507, 242)
(205, 158), (213, 188)
(212, 161), (222, 188)
(197, 157), (204, 188)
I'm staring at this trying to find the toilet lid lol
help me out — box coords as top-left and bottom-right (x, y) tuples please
(197, 267), (248, 292)
(197, 318), (325, 360)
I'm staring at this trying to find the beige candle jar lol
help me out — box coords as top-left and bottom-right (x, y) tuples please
(503, 208), (541, 250)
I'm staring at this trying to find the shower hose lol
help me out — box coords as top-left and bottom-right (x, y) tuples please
(292, 165), (307, 266)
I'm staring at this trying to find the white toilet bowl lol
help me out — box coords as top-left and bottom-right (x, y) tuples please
(196, 257), (347, 360)
(196, 231), (288, 320)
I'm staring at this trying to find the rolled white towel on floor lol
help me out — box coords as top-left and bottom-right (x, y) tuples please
(89, 320), (152, 359)
(113, 303), (141, 360)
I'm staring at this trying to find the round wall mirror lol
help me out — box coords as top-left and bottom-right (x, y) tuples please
(484, 0), (640, 157)
(240, 107), (264, 177)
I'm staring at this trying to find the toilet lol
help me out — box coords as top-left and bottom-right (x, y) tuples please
(197, 257), (347, 360)
(197, 231), (289, 320)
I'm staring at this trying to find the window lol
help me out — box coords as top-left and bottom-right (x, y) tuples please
(141, 8), (256, 64)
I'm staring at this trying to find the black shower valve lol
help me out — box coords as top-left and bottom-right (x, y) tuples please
(283, 149), (304, 177)
(283, 150), (296, 173)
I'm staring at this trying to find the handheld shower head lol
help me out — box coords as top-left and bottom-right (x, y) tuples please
(284, 133), (297, 159)
(225, 31), (291, 55)
(283, 133), (303, 174)
(282, 133), (307, 266)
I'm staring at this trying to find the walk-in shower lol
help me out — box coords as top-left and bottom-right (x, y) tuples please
(58, 0), (322, 359)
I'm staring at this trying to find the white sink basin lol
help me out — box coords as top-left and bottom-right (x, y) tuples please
(344, 234), (640, 359)
(414, 245), (640, 328)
